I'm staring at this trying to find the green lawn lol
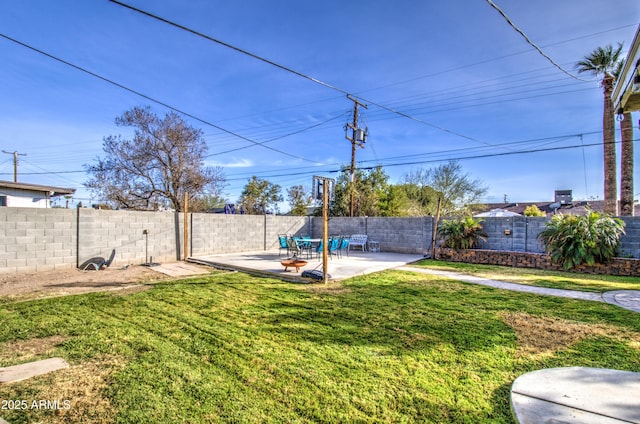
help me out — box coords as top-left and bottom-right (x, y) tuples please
(414, 259), (640, 292)
(1, 269), (639, 423)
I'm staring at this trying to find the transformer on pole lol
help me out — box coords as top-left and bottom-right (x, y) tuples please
(344, 95), (368, 217)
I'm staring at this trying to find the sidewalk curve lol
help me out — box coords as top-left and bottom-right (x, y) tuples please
(397, 266), (640, 313)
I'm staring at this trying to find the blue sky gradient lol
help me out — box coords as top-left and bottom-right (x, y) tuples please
(1, 0), (639, 208)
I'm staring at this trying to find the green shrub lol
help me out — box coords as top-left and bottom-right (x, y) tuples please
(538, 210), (625, 270)
(438, 216), (487, 249)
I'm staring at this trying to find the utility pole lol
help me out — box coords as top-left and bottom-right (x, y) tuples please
(345, 95), (368, 217)
(183, 192), (189, 261)
(314, 176), (334, 284)
(2, 150), (26, 182)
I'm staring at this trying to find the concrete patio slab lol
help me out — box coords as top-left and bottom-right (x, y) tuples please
(190, 250), (425, 282)
(511, 367), (640, 423)
(0, 357), (69, 384)
(148, 262), (212, 278)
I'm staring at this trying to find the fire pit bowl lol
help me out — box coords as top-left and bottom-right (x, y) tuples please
(280, 259), (308, 272)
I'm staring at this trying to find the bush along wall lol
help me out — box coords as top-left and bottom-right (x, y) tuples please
(435, 248), (640, 277)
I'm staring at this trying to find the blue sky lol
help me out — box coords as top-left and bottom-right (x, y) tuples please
(1, 0), (639, 209)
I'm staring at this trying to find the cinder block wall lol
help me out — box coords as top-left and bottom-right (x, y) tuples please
(0, 207), (76, 273)
(2, 207), (640, 274)
(619, 216), (640, 258)
(476, 216), (547, 253)
(190, 214), (309, 255)
(311, 216), (434, 254)
(77, 208), (184, 266)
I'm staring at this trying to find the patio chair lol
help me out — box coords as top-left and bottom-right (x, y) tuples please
(286, 237), (301, 258)
(338, 236), (350, 258)
(314, 240), (323, 259)
(298, 236), (313, 259)
(277, 234), (289, 257)
(80, 249), (116, 271)
(329, 236), (341, 258)
(315, 237), (341, 259)
(348, 234), (368, 253)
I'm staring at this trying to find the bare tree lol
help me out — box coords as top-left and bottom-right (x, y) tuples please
(85, 106), (225, 211)
(402, 161), (487, 216)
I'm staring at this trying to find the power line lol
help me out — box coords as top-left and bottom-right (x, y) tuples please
(108, 0), (496, 148)
(210, 68), (594, 146)
(7, 134), (629, 195)
(203, 130), (603, 181)
(357, 131), (602, 165)
(356, 22), (635, 96)
(206, 111), (349, 157)
(357, 138), (632, 170)
(0, 170), (85, 175)
(224, 136), (630, 182)
(0, 32), (324, 164)
(109, 0), (350, 96)
(485, 0), (588, 81)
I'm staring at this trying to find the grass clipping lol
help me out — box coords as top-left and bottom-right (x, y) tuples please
(501, 311), (638, 358)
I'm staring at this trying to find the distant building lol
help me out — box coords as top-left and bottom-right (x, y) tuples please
(475, 200), (605, 217)
(473, 190), (614, 217)
(0, 180), (75, 208)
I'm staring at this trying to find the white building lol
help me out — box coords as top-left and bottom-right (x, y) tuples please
(613, 24), (640, 114)
(0, 180), (76, 208)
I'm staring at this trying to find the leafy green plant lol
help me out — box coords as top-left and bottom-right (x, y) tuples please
(437, 216), (487, 249)
(523, 204), (546, 217)
(538, 210), (625, 270)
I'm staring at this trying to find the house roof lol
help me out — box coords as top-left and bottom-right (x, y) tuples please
(475, 200), (606, 216)
(475, 208), (521, 217)
(0, 180), (76, 196)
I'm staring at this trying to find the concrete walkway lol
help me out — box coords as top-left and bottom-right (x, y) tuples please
(511, 367), (640, 423)
(0, 358), (69, 384)
(398, 266), (640, 313)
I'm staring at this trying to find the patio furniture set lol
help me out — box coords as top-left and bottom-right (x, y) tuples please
(277, 234), (379, 272)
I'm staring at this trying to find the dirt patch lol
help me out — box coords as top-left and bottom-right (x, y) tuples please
(501, 311), (636, 357)
(1, 336), (123, 423)
(0, 335), (70, 365)
(1, 355), (123, 424)
(0, 265), (173, 301)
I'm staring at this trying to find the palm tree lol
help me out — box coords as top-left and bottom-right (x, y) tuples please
(576, 43), (623, 215)
(614, 59), (634, 216)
